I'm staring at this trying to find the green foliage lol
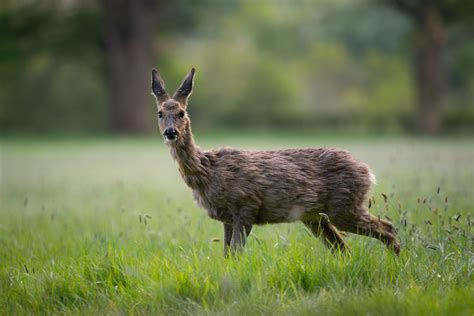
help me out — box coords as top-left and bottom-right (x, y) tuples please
(187, 43), (302, 129)
(1, 136), (473, 314)
(0, 0), (473, 133)
(0, 1), (103, 133)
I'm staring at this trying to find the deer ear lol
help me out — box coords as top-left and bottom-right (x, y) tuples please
(151, 69), (169, 103)
(173, 68), (195, 104)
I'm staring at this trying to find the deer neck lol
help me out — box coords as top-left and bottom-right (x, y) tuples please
(168, 124), (210, 189)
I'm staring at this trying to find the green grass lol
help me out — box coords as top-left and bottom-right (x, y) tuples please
(1, 135), (473, 315)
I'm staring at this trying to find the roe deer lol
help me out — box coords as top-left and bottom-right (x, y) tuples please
(151, 68), (400, 256)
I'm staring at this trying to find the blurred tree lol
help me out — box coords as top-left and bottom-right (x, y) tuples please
(388, 0), (474, 134)
(99, 0), (157, 133)
(98, 0), (216, 133)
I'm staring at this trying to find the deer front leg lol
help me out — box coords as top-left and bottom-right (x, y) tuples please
(223, 223), (233, 256)
(230, 221), (250, 253)
(244, 224), (253, 238)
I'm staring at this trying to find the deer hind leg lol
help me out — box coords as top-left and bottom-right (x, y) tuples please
(333, 208), (400, 255)
(303, 213), (350, 254)
(369, 214), (400, 255)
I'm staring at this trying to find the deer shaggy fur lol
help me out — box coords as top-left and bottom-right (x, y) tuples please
(151, 68), (400, 256)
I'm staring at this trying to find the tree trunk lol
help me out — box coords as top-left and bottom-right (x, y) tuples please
(100, 0), (155, 133)
(413, 1), (445, 135)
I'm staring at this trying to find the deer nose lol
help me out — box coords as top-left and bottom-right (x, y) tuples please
(163, 128), (178, 140)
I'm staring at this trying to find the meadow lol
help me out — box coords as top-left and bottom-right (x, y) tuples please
(1, 134), (473, 315)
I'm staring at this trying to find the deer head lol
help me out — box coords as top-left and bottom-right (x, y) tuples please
(151, 68), (195, 144)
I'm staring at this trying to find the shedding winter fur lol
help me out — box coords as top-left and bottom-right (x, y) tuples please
(151, 68), (400, 256)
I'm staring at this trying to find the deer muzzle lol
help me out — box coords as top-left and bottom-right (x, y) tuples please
(163, 128), (178, 142)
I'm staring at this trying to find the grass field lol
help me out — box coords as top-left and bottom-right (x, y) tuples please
(1, 134), (473, 315)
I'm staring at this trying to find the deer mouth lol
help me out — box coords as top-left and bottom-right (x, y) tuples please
(164, 135), (177, 143)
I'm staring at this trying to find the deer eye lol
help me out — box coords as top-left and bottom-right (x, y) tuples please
(179, 111), (185, 118)
(158, 111), (163, 118)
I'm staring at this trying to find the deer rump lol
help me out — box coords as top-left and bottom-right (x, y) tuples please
(191, 147), (373, 226)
